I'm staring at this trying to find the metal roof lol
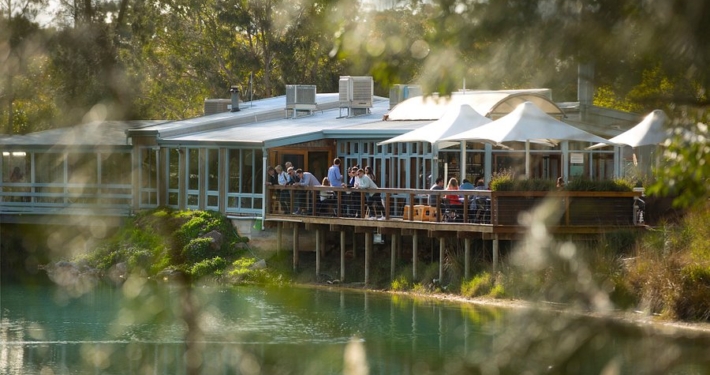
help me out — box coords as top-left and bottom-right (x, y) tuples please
(156, 95), (395, 148)
(0, 120), (168, 150)
(386, 89), (564, 120)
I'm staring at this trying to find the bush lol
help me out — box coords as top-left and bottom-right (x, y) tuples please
(391, 275), (411, 291)
(565, 178), (633, 192)
(190, 257), (228, 279)
(181, 238), (214, 264)
(461, 272), (494, 297)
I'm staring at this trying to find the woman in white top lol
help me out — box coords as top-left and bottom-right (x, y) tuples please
(356, 168), (383, 218)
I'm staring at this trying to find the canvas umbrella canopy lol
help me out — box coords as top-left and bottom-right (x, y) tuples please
(442, 101), (614, 177)
(379, 104), (492, 180)
(378, 104), (491, 147)
(587, 109), (668, 149)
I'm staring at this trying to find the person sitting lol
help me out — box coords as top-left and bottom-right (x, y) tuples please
(317, 177), (338, 215)
(444, 178), (463, 222)
(460, 179), (474, 190)
(428, 177), (445, 208)
(470, 179), (489, 223)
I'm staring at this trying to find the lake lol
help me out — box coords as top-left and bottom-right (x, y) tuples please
(1, 281), (709, 374)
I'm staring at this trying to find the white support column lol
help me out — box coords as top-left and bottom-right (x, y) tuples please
(484, 144), (493, 185)
(561, 141), (569, 182)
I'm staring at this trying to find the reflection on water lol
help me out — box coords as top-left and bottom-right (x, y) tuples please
(1, 282), (709, 374)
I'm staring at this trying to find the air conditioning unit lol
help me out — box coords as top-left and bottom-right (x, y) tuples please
(339, 76), (373, 117)
(389, 84), (422, 109)
(285, 85), (317, 117)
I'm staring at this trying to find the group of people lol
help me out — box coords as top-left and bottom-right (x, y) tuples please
(429, 176), (488, 222)
(266, 159), (384, 218)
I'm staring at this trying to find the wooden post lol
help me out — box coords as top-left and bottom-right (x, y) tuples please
(340, 230), (346, 282)
(316, 228), (321, 277)
(390, 233), (397, 281)
(365, 232), (372, 285)
(412, 232), (418, 280)
(464, 238), (471, 280)
(492, 235), (499, 274)
(439, 237), (445, 282)
(293, 225), (299, 271)
(276, 222), (282, 254)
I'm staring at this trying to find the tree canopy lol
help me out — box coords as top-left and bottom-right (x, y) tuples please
(1, 0), (708, 204)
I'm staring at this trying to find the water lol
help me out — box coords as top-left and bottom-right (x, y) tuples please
(1, 282), (709, 374)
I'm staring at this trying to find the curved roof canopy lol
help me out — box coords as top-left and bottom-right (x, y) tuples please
(386, 89), (564, 121)
(587, 109), (668, 149)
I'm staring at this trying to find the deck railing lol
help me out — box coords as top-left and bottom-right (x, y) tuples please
(266, 185), (642, 227)
(0, 182), (133, 216)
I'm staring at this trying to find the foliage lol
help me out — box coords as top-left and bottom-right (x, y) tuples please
(181, 238), (215, 264)
(460, 272), (493, 298)
(624, 203), (710, 320)
(390, 274), (411, 291)
(564, 178), (634, 192)
(80, 208), (247, 280)
(227, 257), (283, 285)
(190, 256), (228, 279)
(648, 121), (710, 208)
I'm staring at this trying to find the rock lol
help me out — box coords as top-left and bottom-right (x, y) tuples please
(250, 259), (266, 269)
(203, 230), (223, 250)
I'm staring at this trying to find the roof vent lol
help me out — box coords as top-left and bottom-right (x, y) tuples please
(285, 84), (317, 118)
(230, 86), (241, 112)
(389, 84), (422, 109)
(339, 76), (373, 117)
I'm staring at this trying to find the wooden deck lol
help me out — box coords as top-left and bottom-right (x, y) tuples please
(265, 186), (645, 283)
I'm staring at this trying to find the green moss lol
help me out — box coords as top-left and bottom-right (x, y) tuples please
(79, 208), (248, 280)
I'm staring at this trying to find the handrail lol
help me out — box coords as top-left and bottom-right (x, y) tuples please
(266, 185), (642, 226)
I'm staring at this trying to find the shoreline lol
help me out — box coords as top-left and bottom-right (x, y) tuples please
(294, 281), (710, 337)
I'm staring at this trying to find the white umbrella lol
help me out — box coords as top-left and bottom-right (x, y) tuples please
(587, 109), (668, 149)
(442, 101), (614, 177)
(379, 104), (492, 181)
(378, 104), (491, 148)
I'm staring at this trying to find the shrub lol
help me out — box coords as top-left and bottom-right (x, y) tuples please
(565, 178), (633, 192)
(181, 238), (214, 264)
(190, 257), (228, 279)
(461, 272), (493, 298)
(391, 275), (411, 291)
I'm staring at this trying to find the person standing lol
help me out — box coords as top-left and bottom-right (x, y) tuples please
(328, 158), (343, 188)
(293, 168), (320, 214)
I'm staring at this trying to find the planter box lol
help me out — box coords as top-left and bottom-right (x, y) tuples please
(491, 191), (638, 226)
